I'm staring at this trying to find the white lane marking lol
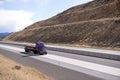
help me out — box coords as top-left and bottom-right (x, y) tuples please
(0, 44), (23, 52)
(42, 54), (120, 76)
(0, 44), (120, 77)
(47, 45), (120, 55)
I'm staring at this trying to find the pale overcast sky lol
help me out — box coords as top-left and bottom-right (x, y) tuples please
(0, 0), (93, 33)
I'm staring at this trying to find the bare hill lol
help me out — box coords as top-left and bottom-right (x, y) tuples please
(4, 0), (120, 48)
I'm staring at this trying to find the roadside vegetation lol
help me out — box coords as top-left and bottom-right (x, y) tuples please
(0, 54), (53, 80)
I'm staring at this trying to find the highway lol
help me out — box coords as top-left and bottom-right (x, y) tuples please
(0, 42), (120, 80)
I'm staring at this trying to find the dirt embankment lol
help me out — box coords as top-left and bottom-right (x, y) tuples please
(0, 54), (53, 80)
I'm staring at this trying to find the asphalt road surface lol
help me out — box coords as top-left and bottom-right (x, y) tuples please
(0, 43), (120, 80)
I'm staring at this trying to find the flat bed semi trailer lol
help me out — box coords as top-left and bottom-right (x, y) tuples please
(25, 42), (47, 55)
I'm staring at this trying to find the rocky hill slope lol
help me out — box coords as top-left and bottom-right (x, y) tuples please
(4, 0), (120, 48)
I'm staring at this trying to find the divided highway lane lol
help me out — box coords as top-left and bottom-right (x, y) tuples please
(0, 41), (120, 61)
(1, 43), (120, 68)
(0, 43), (120, 80)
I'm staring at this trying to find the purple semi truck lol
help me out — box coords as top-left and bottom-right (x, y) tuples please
(24, 42), (47, 55)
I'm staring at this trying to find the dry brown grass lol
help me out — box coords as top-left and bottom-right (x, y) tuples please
(4, 18), (120, 48)
(26, 0), (120, 27)
(0, 54), (53, 80)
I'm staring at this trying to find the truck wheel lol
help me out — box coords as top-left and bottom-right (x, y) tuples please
(38, 52), (43, 55)
(25, 48), (29, 52)
(34, 51), (38, 54)
(44, 52), (47, 55)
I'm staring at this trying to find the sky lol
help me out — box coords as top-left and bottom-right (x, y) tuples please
(0, 0), (93, 33)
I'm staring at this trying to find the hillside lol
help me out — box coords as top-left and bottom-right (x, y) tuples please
(4, 0), (120, 48)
